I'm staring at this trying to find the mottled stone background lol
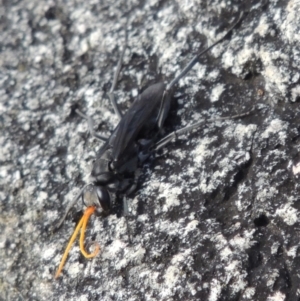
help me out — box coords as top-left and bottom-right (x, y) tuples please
(1, 0), (300, 300)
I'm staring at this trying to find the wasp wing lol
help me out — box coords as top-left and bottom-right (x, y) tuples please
(110, 82), (166, 162)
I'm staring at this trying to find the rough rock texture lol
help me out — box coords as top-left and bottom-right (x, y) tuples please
(1, 0), (300, 300)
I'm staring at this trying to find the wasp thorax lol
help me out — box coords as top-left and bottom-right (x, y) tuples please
(91, 157), (114, 184)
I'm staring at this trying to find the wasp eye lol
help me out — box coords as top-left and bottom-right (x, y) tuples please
(95, 186), (111, 211)
(82, 186), (111, 212)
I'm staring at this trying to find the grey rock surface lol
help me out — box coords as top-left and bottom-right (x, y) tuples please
(1, 0), (300, 300)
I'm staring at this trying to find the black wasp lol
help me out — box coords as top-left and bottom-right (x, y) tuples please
(54, 12), (250, 277)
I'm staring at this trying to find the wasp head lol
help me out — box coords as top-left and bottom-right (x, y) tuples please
(82, 185), (111, 212)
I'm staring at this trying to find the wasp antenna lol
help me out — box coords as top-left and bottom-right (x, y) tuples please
(79, 206), (100, 258)
(166, 12), (244, 92)
(55, 206), (99, 278)
(55, 212), (84, 278)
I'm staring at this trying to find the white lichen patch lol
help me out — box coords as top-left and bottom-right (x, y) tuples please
(275, 203), (298, 226)
(103, 239), (127, 259)
(242, 287), (256, 299)
(184, 220), (199, 235)
(266, 291), (286, 301)
(292, 162), (300, 175)
(254, 14), (270, 37)
(229, 230), (256, 251)
(42, 246), (57, 260)
(280, 0), (300, 43)
(192, 136), (217, 166)
(232, 123), (257, 148)
(163, 265), (181, 293)
(67, 262), (82, 278)
(291, 85), (300, 102)
(158, 183), (182, 212)
(210, 84), (225, 103)
(208, 278), (222, 301)
(261, 119), (288, 143)
(256, 186), (278, 203)
(287, 246), (298, 258)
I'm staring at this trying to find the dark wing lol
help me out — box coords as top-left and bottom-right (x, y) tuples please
(110, 82), (166, 161)
(94, 139), (111, 160)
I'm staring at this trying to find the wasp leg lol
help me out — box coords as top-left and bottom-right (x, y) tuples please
(122, 196), (133, 243)
(107, 28), (128, 120)
(122, 168), (142, 243)
(154, 108), (254, 151)
(75, 109), (108, 142)
(157, 90), (172, 131)
(155, 13), (244, 131)
(126, 169), (141, 196)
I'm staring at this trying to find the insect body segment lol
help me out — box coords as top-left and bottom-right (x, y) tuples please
(86, 83), (168, 209)
(55, 13), (247, 278)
